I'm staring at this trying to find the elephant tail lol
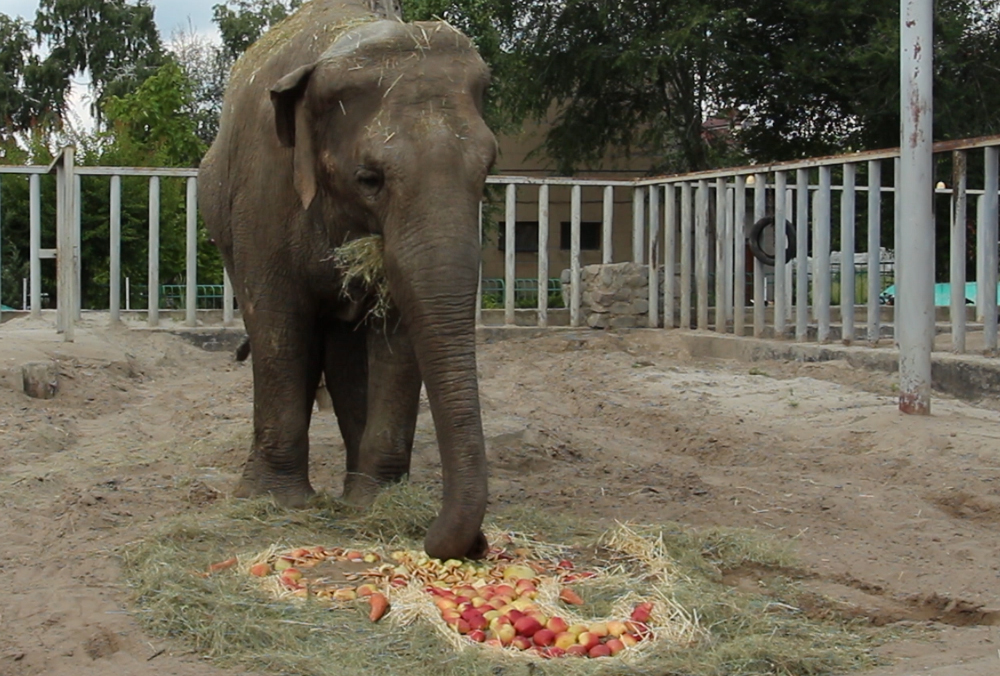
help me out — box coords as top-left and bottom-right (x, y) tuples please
(235, 335), (252, 362)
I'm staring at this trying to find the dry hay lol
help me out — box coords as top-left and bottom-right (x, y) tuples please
(121, 482), (895, 676)
(334, 235), (393, 321)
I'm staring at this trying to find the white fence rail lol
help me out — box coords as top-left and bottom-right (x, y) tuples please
(1, 138), (998, 362)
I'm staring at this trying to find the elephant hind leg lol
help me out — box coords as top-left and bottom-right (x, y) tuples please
(323, 325), (369, 491)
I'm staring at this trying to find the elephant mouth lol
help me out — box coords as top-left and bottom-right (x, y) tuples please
(333, 235), (393, 321)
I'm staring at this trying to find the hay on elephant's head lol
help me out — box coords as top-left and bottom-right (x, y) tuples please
(334, 235), (393, 321)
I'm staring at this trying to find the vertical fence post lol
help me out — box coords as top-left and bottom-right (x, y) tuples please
(504, 183), (516, 325)
(816, 166), (832, 343)
(0, 176), (2, 323)
(109, 175), (122, 323)
(753, 173), (766, 336)
(977, 194), (985, 318)
(148, 177), (160, 327)
(537, 184), (549, 328)
(983, 146), (999, 354)
(570, 184), (582, 327)
(185, 177), (198, 327)
(73, 173), (82, 320)
(894, 156), (902, 341)
(633, 186), (645, 263)
(602, 185), (613, 264)
(867, 161), (882, 344)
(680, 182), (693, 329)
(733, 176), (747, 336)
(724, 187), (735, 328)
(898, 0), (934, 414)
(841, 163), (857, 344)
(773, 171), (787, 337)
(696, 180), (710, 330)
(29, 174), (41, 318)
(950, 151), (967, 353)
(664, 184), (677, 328)
(54, 147), (76, 341)
(648, 184), (660, 328)
(223, 269), (234, 326)
(795, 169), (809, 340)
(715, 177), (727, 332)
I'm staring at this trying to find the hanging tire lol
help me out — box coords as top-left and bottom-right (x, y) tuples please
(748, 216), (797, 267)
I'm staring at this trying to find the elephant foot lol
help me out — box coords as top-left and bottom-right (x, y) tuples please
(233, 462), (315, 508)
(425, 520), (489, 561)
(340, 472), (381, 508)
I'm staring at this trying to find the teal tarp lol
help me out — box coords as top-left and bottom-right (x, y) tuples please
(880, 282), (995, 306)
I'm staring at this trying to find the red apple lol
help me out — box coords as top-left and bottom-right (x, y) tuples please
(546, 646), (567, 658)
(467, 629), (486, 643)
(631, 601), (653, 623)
(249, 562), (271, 577)
(533, 628), (556, 647)
(605, 638), (625, 656)
(577, 632), (599, 650)
(566, 645), (589, 657)
(513, 616), (543, 638)
(620, 634), (639, 648)
(546, 616), (569, 633)
(511, 636), (532, 651)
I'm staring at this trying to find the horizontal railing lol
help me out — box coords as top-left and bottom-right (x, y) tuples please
(1, 137), (998, 359)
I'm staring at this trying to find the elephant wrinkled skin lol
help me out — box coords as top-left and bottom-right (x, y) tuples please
(197, 0), (497, 560)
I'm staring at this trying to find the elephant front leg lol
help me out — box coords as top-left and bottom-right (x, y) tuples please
(235, 318), (323, 507)
(341, 326), (422, 506)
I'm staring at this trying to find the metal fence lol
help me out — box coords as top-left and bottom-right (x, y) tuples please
(1, 138), (998, 358)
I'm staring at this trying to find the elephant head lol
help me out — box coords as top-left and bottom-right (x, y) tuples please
(268, 20), (497, 560)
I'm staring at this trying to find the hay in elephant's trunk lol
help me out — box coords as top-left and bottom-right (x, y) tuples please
(121, 483), (897, 676)
(333, 235), (393, 321)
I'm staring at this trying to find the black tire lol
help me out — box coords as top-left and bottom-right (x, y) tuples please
(748, 216), (796, 267)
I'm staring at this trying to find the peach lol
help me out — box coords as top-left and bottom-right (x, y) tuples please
(588, 622), (609, 638)
(576, 632), (600, 650)
(513, 616), (543, 638)
(588, 644), (612, 658)
(434, 598), (457, 612)
(483, 610), (501, 622)
(511, 636), (532, 651)
(606, 620), (627, 637)
(471, 597), (489, 609)
(620, 634), (639, 647)
(546, 616), (569, 633)
(493, 623), (516, 645)
(455, 618), (471, 635)
(505, 609), (525, 623)
(554, 632), (578, 650)
(249, 562), (271, 577)
(566, 645), (589, 657)
(533, 628), (556, 647)
(280, 568), (303, 582)
(494, 584), (516, 598)
(515, 579), (537, 594)
(467, 629), (486, 643)
(567, 623), (589, 637)
(605, 638), (625, 656)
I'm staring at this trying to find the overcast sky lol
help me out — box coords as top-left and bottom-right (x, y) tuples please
(1, 0), (221, 41)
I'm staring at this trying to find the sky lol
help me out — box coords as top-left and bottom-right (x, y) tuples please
(1, 1), (222, 129)
(1, 0), (222, 41)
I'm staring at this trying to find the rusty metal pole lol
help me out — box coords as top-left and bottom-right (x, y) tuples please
(898, 0), (934, 415)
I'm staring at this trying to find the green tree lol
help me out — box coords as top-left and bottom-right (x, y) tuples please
(213, 0), (303, 61)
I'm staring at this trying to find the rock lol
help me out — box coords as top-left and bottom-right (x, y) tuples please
(610, 315), (638, 328)
(632, 299), (649, 314)
(22, 362), (59, 399)
(610, 301), (633, 315)
(587, 313), (609, 329)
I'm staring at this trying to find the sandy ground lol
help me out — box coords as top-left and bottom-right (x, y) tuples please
(1, 314), (998, 676)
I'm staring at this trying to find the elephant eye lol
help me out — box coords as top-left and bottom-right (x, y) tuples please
(355, 167), (384, 194)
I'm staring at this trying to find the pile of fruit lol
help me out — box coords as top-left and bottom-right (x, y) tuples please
(236, 543), (657, 659)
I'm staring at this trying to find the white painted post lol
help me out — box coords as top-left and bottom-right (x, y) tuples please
(664, 184), (677, 328)
(983, 147), (999, 353)
(109, 175), (122, 323)
(504, 183), (516, 325)
(734, 176), (747, 336)
(537, 184), (550, 328)
(977, 195), (985, 318)
(56, 147), (76, 341)
(950, 151), (967, 353)
(715, 177), (727, 332)
(648, 184), (660, 328)
(774, 171), (787, 337)
(894, 156), (902, 340)
(185, 177), (198, 327)
(696, 180), (710, 330)
(29, 174), (41, 318)
(602, 186), (613, 264)
(796, 169), (809, 340)
(867, 161), (882, 344)
(898, 0), (934, 414)
(724, 187), (735, 327)
(148, 177), (160, 327)
(0, 177), (2, 324)
(680, 182), (693, 329)
(753, 173), (766, 337)
(73, 173), (82, 320)
(841, 163), (857, 344)
(816, 167), (832, 342)
(125, 277), (131, 311)
(632, 186), (645, 263)
(223, 270), (234, 326)
(570, 184), (582, 327)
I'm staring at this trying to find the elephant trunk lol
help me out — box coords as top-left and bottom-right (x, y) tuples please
(382, 213), (487, 561)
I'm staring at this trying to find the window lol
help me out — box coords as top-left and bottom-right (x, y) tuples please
(497, 221), (540, 253)
(560, 221), (601, 251)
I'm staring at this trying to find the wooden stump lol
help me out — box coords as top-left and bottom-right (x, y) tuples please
(22, 361), (59, 399)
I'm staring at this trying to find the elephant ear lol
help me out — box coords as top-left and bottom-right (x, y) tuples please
(271, 64), (318, 210)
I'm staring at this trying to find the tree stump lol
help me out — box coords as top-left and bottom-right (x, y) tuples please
(22, 362), (59, 399)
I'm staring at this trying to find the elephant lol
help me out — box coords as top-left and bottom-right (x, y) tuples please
(197, 0), (497, 560)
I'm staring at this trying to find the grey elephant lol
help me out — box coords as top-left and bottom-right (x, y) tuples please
(198, 0), (497, 560)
